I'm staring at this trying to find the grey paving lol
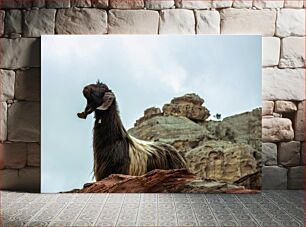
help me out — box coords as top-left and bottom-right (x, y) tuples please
(1, 190), (304, 226)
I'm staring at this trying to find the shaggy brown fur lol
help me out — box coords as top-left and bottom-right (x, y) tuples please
(78, 82), (187, 181)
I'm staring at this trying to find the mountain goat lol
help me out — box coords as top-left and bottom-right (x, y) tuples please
(77, 81), (187, 181)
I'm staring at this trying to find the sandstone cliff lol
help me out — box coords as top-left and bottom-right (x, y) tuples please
(128, 93), (262, 189)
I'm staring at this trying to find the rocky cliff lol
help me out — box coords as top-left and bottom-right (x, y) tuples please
(128, 93), (262, 189)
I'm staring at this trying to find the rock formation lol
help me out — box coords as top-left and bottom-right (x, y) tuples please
(67, 169), (257, 193)
(128, 94), (262, 189)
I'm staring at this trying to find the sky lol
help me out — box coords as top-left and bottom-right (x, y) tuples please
(41, 35), (261, 193)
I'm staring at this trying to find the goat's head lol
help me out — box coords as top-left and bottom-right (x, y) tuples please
(77, 81), (115, 119)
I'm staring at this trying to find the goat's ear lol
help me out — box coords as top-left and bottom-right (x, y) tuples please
(97, 91), (115, 110)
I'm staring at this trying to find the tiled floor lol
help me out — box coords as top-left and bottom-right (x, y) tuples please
(1, 190), (304, 226)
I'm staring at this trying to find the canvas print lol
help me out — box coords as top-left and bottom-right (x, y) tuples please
(41, 35), (261, 193)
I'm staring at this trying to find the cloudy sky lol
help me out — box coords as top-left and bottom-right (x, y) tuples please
(41, 35), (261, 193)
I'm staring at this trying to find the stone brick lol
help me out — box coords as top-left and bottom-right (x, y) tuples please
(220, 9), (276, 36)
(109, 10), (159, 34)
(0, 167), (40, 192)
(159, 9), (195, 34)
(278, 141), (301, 167)
(253, 0), (284, 8)
(232, 0), (252, 8)
(274, 101), (297, 113)
(8, 102), (40, 142)
(262, 166), (287, 189)
(27, 143), (40, 167)
(276, 9), (305, 37)
(301, 142), (305, 165)
(288, 166), (304, 189)
(15, 68), (41, 101)
(0, 69), (15, 102)
(23, 9), (56, 37)
(175, 0), (212, 9)
(109, 0), (144, 9)
(0, 10), (4, 35)
(262, 143), (277, 166)
(145, 0), (175, 9)
(91, 0), (108, 8)
(280, 37), (305, 68)
(46, 0), (70, 8)
(0, 0), (32, 9)
(32, 0), (46, 8)
(212, 0), (233, 8)
(0, 38), (40, 69)
(0, 143), (27, 169)
(262, 117), (294, 142)
(284, 0), (304, 8)
(262, 101), (274, 115)
(4, 9), (22, 34)
(71, 0), (91, 7)
(56, 8), (107, 34)
(294, 101), (305, 141)
(195, 10), (220, 34)
(262, 37), (280, 67)
(0, 102), (7, 142)
(262, 68), (305, 101)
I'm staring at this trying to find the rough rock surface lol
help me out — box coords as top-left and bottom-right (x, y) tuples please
(0, 10), (4, 35)
(8, 102), (40, 142)
(109, 0), (144, 9)
(56, 8), (107, 34)
(262, 166), (287, 189)
(232, 0), (253, 8)
(185, 140), (257, 183)
(0, 38), (40, 69)
(262, 101), (274, 115)
(220, 9), (276, 36)
(15, 69), (41, 101)
(278, 141), (301, 167)
(262, 37), (280, 67)
(262, 143), (277, 166)
(294, 101), (305, 141)
(135, 107), (162, 126)
(145, 0), (175, 9)
(162, 94), (210, 122)
(46, 0), (70, 8)
(159, 9), (195, 34)
(108, 10), (159, 34)
(262, 68), (305, 101)
(67, 169), (251, 193)
(4, 9), (22, 35)
(274, 100), (297, 113)
(195, 10), (220, 34)
(212, 0), (233, 8)
(262, 117), (294, 142)
(129, 115), (208, 154)
(27, 143), (40, 167)
(0, 69), (15, 102)
(288, 166), (304, 189)
(71, 0), (92, 7)
(0, 167), (40, 192)
(23, 9), (56, 37)
(253, 0), (284, 8)
(280, 37), (305, 68)
(284, 0), (304, 8)
(276, 9), (305, 37)
(0, 143), (27, 169)
(0, 102), (7, 142)
(175, 0), (212, 9)
(91, 0), (108, 8)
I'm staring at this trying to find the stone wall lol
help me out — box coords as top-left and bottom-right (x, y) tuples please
(0, 0), (304, 192)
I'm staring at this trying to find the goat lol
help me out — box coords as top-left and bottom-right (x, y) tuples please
(77, 81), (187, 181)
